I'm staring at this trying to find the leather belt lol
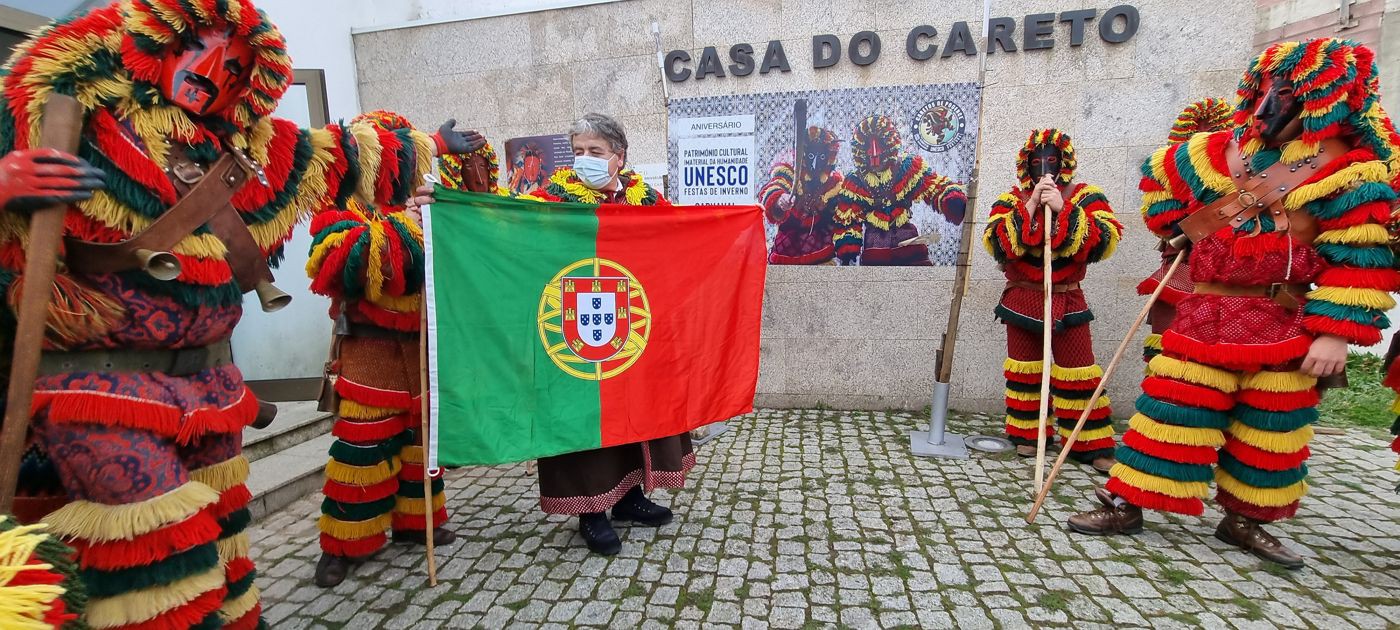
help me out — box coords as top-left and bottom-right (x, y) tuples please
(1194, 282), (1310, 310)
(37, 340), (233, 377)
(1007, 281), (1080, 293)
(339, 318), (418, 342)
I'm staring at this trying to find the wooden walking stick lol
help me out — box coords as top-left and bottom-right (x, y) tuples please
(0, 95), (83, 513)
(1033, 201), (1054, 493)
(1026, 247), (1188, 523)
(419, 303), (438, 585)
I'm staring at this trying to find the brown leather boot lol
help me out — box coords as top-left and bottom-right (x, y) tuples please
(1067, 492), (1143, 536)
(391, 527), (458, 546)
(313, 553), (362, 588)
(1089, 456), (1116, 474)
(1016, 444), (1036, 457)
(1214, 512), (1305, 569)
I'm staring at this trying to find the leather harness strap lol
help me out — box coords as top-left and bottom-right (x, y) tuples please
(37, 339), (233, 377)
(1193, 282), (1312, 311)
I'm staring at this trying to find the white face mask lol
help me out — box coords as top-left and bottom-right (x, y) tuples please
(573, 155), (614, 189)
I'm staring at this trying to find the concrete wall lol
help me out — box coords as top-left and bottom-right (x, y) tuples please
(353, 0), (1256, 414)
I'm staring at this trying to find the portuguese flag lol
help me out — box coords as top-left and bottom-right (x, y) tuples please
(423, 188), (767, 466)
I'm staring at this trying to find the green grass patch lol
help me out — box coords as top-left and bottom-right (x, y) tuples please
(1165, 612), (1200, 626)
(504, 599), (530, 612)
(679, 587), (715, 613)
(1160, 567), (1191, 585)
(1317, 352), (1393, 430)
(1037, 590), (1071, 612)
(622, 582), (646, 599)
(1230, 596), (1264, 621)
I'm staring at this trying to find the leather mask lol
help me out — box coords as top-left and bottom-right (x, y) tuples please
(159, 28), (255, 116)
(1028, 143), (1062, 182)
(1253, 74), (1303, 145)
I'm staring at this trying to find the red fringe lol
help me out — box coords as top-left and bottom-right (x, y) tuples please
(1069, 436), (1116, 453)
(1230, 232), (1291, 257)
(1235, 388), (1318, 412)
(1316, 265), (1400, 292)
(225, 556), (255, 585)
(1005, 397), (1041, 413)
(1302, 316), (1382, 346)
(1004, 370), (1041, 384)
(323, 478), (399, 504)
(209, 484), (252, 521)
(223, 605), (263, 630)
(1105, 477), (1205, 516)
(1123, 430), (1219, 465)
(112, 586), (227, 630)
(391, 507), (449, 532)
(36, 391), (183, 437)
(1162, 331), (1312, 371)
(90, 110), (177, 204)
(335, 377), (414, 409)
(180, 388), (260, 444)
(171, 255), (234, 287)
(399, 462), (441, 482)
(75, 509), (222, 571)
(1141, 377), (1234, 411)
(1317, 200), (1394, 231)
(1006, 424), (1049, 441)
(1215, 489), (1298, 523)
(1053, 405), (1111, 421)
(354, 301), (420, 332)
(1050, 377), (1100, 391)
(1222, 439), (1310, 470)
(333, 416), (410, 443)
(319, 532), (385, 558)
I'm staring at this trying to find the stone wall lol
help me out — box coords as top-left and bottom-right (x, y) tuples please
(353, 0), (1256, 415)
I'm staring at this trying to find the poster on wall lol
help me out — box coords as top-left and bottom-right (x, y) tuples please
(504, 134), (573, 196)
(667, 82), (979, 266)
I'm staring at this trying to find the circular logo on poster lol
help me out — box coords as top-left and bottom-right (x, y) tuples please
(913, 100), (966, 153)
(537, 258), (651, 381)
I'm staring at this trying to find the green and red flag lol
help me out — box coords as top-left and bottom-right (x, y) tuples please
(422, 188), (766, 467)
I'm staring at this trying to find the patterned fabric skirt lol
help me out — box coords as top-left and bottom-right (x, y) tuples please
(538, 434), (695, 515)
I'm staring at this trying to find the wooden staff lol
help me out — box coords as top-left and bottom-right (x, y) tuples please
(419, 303), (438, 585)
(1026, 248), (1188, 523)
(0, 95), (83, 513)
(1033, 200), (1054, 493)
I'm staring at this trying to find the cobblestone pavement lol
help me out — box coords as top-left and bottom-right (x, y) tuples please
(250, 410), (1400, 629)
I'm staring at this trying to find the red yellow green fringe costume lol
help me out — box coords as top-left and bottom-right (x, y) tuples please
(306, 110), (457, 559)
(983, 129), (1123, 462)
(758, 127), (844, 265)
(0, 3), (435, 628)
(834, 115), (966, 266)
(0, 516), (85, 629)
(1115, 39), (1400, 520)
(1138, 98), (1234, 366)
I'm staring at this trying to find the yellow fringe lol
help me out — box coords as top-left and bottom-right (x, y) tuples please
(1064, 424), (1115, 442)
(1003, 357), (1042, 375)
(1109, 463), (1211, 499)
(1306, 286), (1397, 311)
(43, 482), (218, 543)
(218, 585), (260, 623)
(1005, 389), (1041, 403)
(350, 123), (385, 204)
(411, 131), (435, 187)
(400, 445), (425, 465)
(0, 520), (68, 630)
(1129, 414), (1226, 447)
(324, 458), (402, 486)
(1215, 469), (1308, 507)
(189, 456), (250, 494)
(1147, 356), (1239, 393)
(1051, 364), (1103, 381)
(1286, 160), (1392, 210)
(85, 566), (226, 630)
(1239, 370), (1317, 394)
(1226, 421), (1313, 454)
(338, 399), (404, 420)
(1053, 395), (1110, 411)
(1005, 416), (1048, 432)
(1390, 395), (1400, 415)
(1313, 223), (1392, 246)
(1143, 334), (1163, 351)
(393, 493), (446, 516)
(317, 514), (392, 540)
(1186, 133), (1234, 195)
(216, 534), (250, 563)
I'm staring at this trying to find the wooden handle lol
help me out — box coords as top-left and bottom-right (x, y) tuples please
(1034, 203), (1053, 494)
(0, 94), (85, 513)
(1026, 249), (1188, 523)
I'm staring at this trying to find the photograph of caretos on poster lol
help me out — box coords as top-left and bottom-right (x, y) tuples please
(667, 82), (980, 266)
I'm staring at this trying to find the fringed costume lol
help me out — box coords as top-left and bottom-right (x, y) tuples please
(984, 130), (1123, 465)
(1091, 40), (1400, 537)
(834, 115), (966, 266)
(0, 3), (437, 626)
(523, 167), (694, 514)
(1138, 99), (1234, 366)
(758, 127), (843, 265)
(0, 516), (85, 629)
(306, 111), (462, 566)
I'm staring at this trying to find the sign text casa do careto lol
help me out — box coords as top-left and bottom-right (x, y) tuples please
(664, 5), (1140, 83)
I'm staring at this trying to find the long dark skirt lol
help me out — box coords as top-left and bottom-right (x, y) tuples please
(538, 433), (695, 514)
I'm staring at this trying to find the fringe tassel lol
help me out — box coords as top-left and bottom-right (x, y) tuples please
(337, 399), (403, 421)
(1142, 377), (1235, 411)
(1226, 421), (1313, 454)
(6, 273), (126, 349)
(83, 566), (226, 630)
(316, 514), (392, 541)
(1214, 469), (1308, 507)
(323, 478), (399, 504)
(73, 509), (222, 572)
(391, 508), (448, 533)
(1239, 370), (1317, 394)
(218, 587), (260, 625)
(333, 416), (409, 442)
(1147, 356), (1239, 393)
(392, 493), (445, 516)
(318, 532), (385, 559)
(1162, 331), (1313, 370)
(324, 458), (402, 487)
(1128, 414), (1226, 448)
(1108, 463), (1211, 499)
(1215, 489), (1299, 523)
(189, 457), (250, 494)
(1105, 477), (1205, 516)
(1121, 430), (1220, 465)
(335, 377), (414, 411)
(45, 483), (219, 544)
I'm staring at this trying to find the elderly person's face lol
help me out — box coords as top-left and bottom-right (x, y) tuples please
(571, 132), (624, 188)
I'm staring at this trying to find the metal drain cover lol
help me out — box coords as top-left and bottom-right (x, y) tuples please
(964, 435), (1014, 453)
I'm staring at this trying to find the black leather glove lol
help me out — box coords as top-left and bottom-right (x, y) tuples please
(433, 119), (486, 155)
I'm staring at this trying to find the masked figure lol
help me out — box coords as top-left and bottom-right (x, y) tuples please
(440, 136), (503, 196)
(834, 115), (967, 265)
(0, 2), (480, 626)
(758, 126), (843, 264)
(508, 142), (550, 195)
(1069, 39), (1400, 569)
(983, 129), (1123, 472)
(1138, 98), (1235, 366)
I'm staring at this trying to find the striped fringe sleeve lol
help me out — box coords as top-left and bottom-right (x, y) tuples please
(1066, 184), (1122, 263)
(983, 190), (1034, 264)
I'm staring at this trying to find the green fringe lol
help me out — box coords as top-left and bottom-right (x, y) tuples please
(1303, 299), (1389, 327)
(243, 130), (314, 225)
(1232, 404), (1317, 432)
(335, 124), (362, 208)
(1315, 243), (1394, 269)
(126, 270), (243, 309)
(1007, 407), (1040, 421)
(341, 230), (372, 299)
(1117, 448), (1215, 482)
(321, 495), (396, 522)
(387, 215), (425, 294)
(1218, 451), (1308, 488)
(27, 521), (90, 630)
(79, 544), (220, 599)
(396, 477), (445, 499)
(226, 566), (257, 600)
(391, 128), (417, 204)
(219, 507), (253, 539)
(995, 305), (1095, 334)
(1313, 181), (1396, 219)
(329, 433), (411, 466)
(190, 611), (225, 630)
(1135, 394), (1231, 429)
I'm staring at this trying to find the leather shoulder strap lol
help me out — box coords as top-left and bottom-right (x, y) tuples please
(1177, 138), (1349, 243)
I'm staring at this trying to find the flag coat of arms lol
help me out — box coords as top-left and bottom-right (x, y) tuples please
(423, 188), (767, 467)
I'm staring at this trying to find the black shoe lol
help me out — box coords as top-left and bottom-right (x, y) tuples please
(314, 553), (362, 588)
(612, 486), (673, 527)
(579, 512), (621, 555)
(391, 527), (457, 546)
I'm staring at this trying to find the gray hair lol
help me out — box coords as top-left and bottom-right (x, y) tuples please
(569, 113), (628, 155)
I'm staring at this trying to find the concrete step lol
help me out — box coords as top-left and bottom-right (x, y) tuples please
(247, 431), (334, 522)
(243, 400), (333, 463)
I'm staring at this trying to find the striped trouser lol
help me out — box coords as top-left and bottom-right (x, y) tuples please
(1002, 322), (1116, 461)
